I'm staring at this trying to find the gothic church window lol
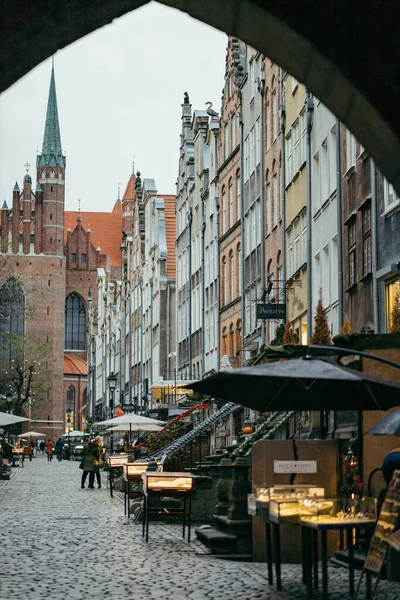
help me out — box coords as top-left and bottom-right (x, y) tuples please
(71, 253), (77, 263)
(65, 293), (86, 350)
(81, 254), (87, 263)
(0, 279), (25, 373)
(66, 385), (75, 419)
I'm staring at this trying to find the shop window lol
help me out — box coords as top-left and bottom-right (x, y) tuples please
(386, 279), (400, 332)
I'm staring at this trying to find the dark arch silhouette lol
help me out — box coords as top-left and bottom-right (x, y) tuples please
(2, 0), (400, 191)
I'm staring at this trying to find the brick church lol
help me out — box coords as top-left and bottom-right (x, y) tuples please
(0, 66), (132, 439)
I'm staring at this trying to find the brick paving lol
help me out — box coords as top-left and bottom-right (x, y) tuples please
(0, 456), (399, 600)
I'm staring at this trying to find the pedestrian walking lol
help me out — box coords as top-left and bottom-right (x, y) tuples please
(45, 439), (54, 462)
(80, 438), (101, 489)
(54, 437), (64, 462)
(39, 440), (45, 455)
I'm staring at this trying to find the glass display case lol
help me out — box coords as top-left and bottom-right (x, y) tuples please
(141, 472), (193, 493)
(123, 462), (148, 481)
(300, 496), (377, 526)
(255, 485), (324, 523)
(106, 454), (128, 468)
(248, 493), (257, 516)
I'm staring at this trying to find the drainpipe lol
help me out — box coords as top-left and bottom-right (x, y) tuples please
(139, 277), (144, 409)
(166, 281), (171, 378)
(239, 95), (245, 366)
(215, 132), (221, 369)
(187, 207), (193, 376)
(371, 160), (380, 332)
(336, 119), (344, 329)
(150, 278), (153, 390)
(280, 68), (286, 306)
(259, 66), (266, 346)
(306, 90), (314, 344)
(201, 188), (206, 375)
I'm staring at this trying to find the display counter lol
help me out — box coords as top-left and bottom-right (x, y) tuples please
(141, 472), (194, 542)
(122, 462), (148, 518)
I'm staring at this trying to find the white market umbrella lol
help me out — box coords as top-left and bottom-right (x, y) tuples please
(62, 429), (89, 438)
(0, 412), (30, 426)
(17, 431), (46, 439)
(106, 423), (163, 433)
(97, 414), (165, 427)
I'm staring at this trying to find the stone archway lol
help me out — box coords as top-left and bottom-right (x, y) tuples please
(2, 0), (400, 190)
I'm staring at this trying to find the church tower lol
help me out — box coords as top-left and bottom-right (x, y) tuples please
(36, 62), (66, 256)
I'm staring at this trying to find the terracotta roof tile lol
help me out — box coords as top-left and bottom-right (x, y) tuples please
(64, 354), (87, 376)
(64, 211), (122, 267)
(122, 175), (136, 201)
(162, 195), (176, 280)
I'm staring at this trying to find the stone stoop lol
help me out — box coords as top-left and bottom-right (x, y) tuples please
(194, 525), (237, 555)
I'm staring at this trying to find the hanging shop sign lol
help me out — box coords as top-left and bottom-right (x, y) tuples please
(256, 303), (286, 320)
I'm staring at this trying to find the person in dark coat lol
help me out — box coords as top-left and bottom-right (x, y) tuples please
(81, 439), (101, 489)
(382, 447), (400, 485)
(54, 437), (64, 462)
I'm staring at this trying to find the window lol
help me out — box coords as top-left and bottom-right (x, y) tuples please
(287, 227), (293, 277)
(222, 258), (227, 305)
(19, 234), (23, 244)
(272, 92), (277, 141)
(286, 133), (292, 184)
(266, 94), (271, 150)
(294, 219), (300, 271)
(222, 189), (226, 233)
(224, 123), (229, 161)
(250, 205), (256, 250)
(244, 136), (249, 181)
(386, 279), (400, 332)
(321, 138), (328, 201)
(230, 252), (234, 301)
(273, 174), (278, 227)
(301, 212), (307, 265)
(346, 130), (356, 170)
(249, 59), (255, 101)
(66, 385), (75, 416)
(256, 199), (261, 246)
(348, 219), (356, 286)
(231, 115), (236, 151)
(0, 279), (25, 371)
(293, 120), (299, 173)
(81, 253), (87, 263)
(71, 253), (77, 263)
(383, 178), (399, 211)
(65, 293), (86, 350)
(229, 183), (234, 228)
(245, 213), (250, 255)
(362, 205), (371, 234)
(256, 118), (261, 166)
(363, 236), (372, 276)
(301, 109), (307, 164)
(266, 177), (271, 234)
(250, 127), (255, 174)
(30, 234), (34, 245)
(237, 171), (241, 220)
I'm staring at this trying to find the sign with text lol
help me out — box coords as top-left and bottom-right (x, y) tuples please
(274, 460), (317, 474)
(363, 469), (400, 574)
(256, 303), (286, 320)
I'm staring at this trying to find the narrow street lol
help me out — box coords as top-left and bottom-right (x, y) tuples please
(0, 456), (399, 600)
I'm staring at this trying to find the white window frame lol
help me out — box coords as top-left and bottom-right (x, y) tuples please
(346, 129), (356, 171)
(250, 127), (255, 174)
(273, 174), (278, 228)
(293, 120), (299, 174)
(256, 118), (261, 166)
(286, 133), (292, 185)
(229, 184), (234, 228)
(301, 109), (307, 165)
(249, 59), (255, 102)
(383, 178), (399, 212)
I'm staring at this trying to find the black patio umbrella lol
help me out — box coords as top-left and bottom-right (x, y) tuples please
(185, 356), (400, 412)
(367, 411), (400, 435)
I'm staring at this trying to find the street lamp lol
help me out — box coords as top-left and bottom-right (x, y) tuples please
(67, 407), (72, 461)
(107, 372), (117, 453)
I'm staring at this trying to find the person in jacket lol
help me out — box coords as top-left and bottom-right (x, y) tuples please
(93, 436), (103, 488)
(81, 439), (101, 489)
(54, 437), (64, 462)
(45, 439), (54, 462)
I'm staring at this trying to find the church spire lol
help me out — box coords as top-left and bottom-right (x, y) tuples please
(37, 61), (66, 169)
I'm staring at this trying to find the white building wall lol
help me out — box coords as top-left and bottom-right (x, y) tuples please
(311, 100), (339, 337)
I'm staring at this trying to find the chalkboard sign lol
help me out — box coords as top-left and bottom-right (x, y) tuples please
(364, 469), (400, 573)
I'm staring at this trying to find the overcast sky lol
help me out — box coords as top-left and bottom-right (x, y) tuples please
(0, 2), (226, 212)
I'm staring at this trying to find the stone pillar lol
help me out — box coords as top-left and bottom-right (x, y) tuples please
(215, 456), (233, 516)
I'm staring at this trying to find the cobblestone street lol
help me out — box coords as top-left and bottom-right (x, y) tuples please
(0, 456), (399, 600)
